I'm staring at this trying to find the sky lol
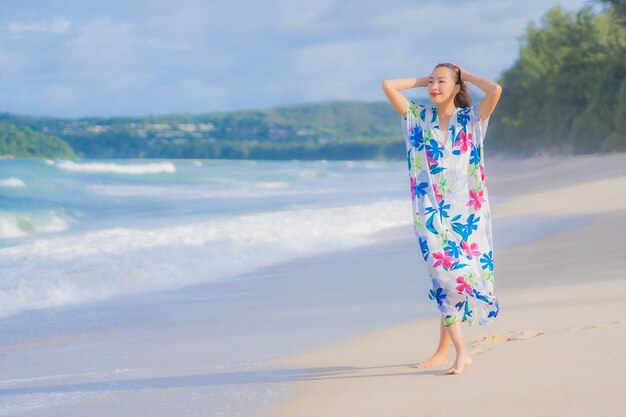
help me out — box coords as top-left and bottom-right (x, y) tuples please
(0, 0), (599, 118)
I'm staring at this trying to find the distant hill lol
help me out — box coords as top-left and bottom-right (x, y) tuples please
(0, 100), (426, 160)
(0, 121), (75, 159)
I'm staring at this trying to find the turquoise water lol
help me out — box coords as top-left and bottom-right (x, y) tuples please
(0, 158), (408, 239)
(0, 158), (416, 318)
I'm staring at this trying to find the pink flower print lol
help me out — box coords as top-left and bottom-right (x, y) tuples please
(457, 130), (473, 153)
(456, 276), (473, 295)
(433, 184), (443, 203)
(480, 165), (486, 182)
(466, 189), (485, 210)
(432, 251), (457, 270)
(426, 152), (438, 168)
(410, 177), (417, 200)
(461, 240), (481, 258)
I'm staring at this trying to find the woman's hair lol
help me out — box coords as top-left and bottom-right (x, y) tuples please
(434, 63), (472, 108)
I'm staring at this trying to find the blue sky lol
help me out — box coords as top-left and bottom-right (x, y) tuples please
(0, 0), (598, 118)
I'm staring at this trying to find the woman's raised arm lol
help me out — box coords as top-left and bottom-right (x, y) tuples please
(381, 77), (429, 117)
(458, 67), (502, 121)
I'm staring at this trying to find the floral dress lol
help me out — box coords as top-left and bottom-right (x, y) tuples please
(400, 100), (500, 328)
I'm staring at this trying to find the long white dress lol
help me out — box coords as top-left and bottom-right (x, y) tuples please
(400, 100), (500, 328)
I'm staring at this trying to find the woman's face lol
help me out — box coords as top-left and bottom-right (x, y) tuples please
(428, 67), (460, 105)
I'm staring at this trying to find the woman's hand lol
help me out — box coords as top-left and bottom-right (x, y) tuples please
(454, 64), (468, 82)
(456, 68), (503, 121)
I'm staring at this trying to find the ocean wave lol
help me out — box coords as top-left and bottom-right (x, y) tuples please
(52, 160), (177, 175)
(0, 199), (412, 318)
(86, 182), (311, 199)
(0, 177), (26, 188)
(0, 209), (72, 239)
(252, 181), (289, 189)
(297, 169), (322, 179)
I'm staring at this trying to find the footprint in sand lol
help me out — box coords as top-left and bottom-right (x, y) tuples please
(475, 321), (625, 350)
(481, 334), (512, 344)
(512, 330), (544, 340)
(481, 330), (543, 344)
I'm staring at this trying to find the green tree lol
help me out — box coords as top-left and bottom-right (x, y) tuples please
(0, 122), (75, 158)
(492, 3), (625, 155)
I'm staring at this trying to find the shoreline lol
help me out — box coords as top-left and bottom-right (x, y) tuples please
(0, 153), (624, 416)
(263, 154), (626, 417)
(264, 217), (626, 415)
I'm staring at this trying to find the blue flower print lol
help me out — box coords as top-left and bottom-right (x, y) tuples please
(456, 108), (471, 127)
(428, 283), (447, 306)
(426, 139), (444, 161)
(437, 199), (451, 222)
(409, 125), (426, 150)
(480, 250), (494, 271)
(470, 144), (481, 166)
(443, 240), (462, 258)
(419, 235), (430, 261)
(415, 182), (429, 198)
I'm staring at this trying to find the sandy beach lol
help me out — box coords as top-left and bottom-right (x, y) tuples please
(0, 153), (624, 416)
(265, 153), (626, 417)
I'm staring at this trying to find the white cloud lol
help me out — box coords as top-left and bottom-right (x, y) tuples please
(0, 0), (596, 117)
(7, 17), (70, 34)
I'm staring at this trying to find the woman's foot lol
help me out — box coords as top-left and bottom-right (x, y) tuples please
(445, 352), (472, 375)
(412, 352), (449, 368)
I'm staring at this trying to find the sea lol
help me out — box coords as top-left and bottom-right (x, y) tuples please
(1, 157), (597, 416)
(0, 158), (421, 319)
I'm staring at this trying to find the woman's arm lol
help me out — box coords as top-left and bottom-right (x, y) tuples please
(381, 77), (429, 117)
(458, 67), (502, 121)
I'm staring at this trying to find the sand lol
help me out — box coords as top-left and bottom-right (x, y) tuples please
(264, 153), (626, 417)
(1, 153), (624, 417)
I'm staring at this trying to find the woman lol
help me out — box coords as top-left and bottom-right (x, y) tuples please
(381, 63), (502, 375)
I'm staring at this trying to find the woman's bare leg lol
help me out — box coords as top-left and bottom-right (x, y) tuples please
(444, 321), (473, 375)
(412, 317), (451, 368)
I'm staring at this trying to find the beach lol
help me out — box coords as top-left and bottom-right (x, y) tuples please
(0, 153), (624, 416)
(265, 153), (626, 417)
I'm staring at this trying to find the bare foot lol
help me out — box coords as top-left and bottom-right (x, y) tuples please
(445, 352), (473, 375)
(412, 352), (449, 368)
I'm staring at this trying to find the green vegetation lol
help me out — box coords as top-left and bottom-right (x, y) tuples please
(0, 1), (623, 160)
(0, 101), (408, 160)
(0, 121), (75, 158)
(490, 2), (625, 155)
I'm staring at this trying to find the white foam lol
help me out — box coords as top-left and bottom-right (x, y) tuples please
(51, 160), (177, 175)
(0, 209), (71, 238)
(0, 177), (26, 188)
(255, 181), (289, 189)
(0, 199), (412, 318)
(86, 183), (318, 199)
(297, 169), (320, 179)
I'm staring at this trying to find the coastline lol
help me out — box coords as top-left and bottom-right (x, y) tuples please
(0, 153), (624, 416)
